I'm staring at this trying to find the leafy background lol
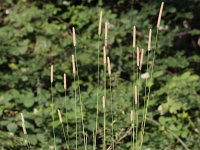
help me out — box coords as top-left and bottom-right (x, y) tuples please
(0, 0), (199, 149)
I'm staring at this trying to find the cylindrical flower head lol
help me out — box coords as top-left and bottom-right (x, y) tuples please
(107, 57), (111, 76)
(157, 2), (164, 28)
(136, 47), (140, 67)
(21, 113), (27, 134)
(104, 22), (108, 47)
(139, 49), (144, 70)
(103, 46), (106, 64)
(102, 96), (106, 108)
(72, 27), (76, 47)
(131, 110), (134, 122)
(134, 86), (137, 105)
(148, 29), (152, 51)
(98, 10), (103, 36)
(51, 65), (53, 83)
(72, 55), (76, 75)
(57, 109), (63, 123)
(133, 26), (136, 48)
(64, 73), (66, 90)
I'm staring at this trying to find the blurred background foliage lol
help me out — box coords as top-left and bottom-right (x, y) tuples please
(0, 0), (200, 149)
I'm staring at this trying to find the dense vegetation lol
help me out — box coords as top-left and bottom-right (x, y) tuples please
(0, 0), (199, 149)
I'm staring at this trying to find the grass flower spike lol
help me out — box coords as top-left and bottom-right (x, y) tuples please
(148, 29), (152, 51)
(98, 10), (103, 36)
(157, 2), (164, 28)
(72, 27), (76, 47)
(133, 26), (136, 48)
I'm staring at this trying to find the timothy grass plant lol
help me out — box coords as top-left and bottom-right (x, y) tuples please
(72, 27), (87, 150)
(72, 54), (78, 149)
(107, 56), (114, 149)
(94, 10), (103, 150)
(140, 2), (165, 150)
(20, 2), (165, 149)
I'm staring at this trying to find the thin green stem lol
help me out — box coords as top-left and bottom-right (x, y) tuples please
(140, 49), (150, 149)
(95, 35), (101, 150)
(109, 75), (114, 150)
(132, 45), (136, 150)
(103, 53), (107, 150)
(74, 46), (87, 150)
(93, 129), (95, 150)
(73, 74), (78, 150)
(135, 106), (138, 150)
(135, 67), (141, 150)
(103, 106), (106, 150)
(51, 82), (56, 150)
(64, 89), (70, 149)
(61, 122), (68, 148)
(131, 115), (135, 150)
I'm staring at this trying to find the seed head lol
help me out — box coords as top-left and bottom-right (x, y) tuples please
(57, 109), (63, 123)
(72, 27), (76, 47)
(72, 55), (76, 75)
(139, 48), (144, 70)
(98, 10), (103, 36)
(102, 96), (106, 108)
(107, 57), (111, 76)
(21, 113), (27, 134)
(64, 73), (66, 90)
(51, 65), (53, 83)
(133, 26), (136, 48)
(157, 2), (164, 28)
(105, 22), (108, 47)
(148, 29), (152, 51)
(134, 86), (137, 105)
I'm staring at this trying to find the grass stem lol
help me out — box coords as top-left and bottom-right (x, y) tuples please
(50, 65), (56, 150)
(64, 74), (70, 149)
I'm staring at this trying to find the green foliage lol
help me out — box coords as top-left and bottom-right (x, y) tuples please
(0, 0), (199, 149)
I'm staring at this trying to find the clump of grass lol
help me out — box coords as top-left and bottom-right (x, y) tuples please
(20, 2), (165, 149)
